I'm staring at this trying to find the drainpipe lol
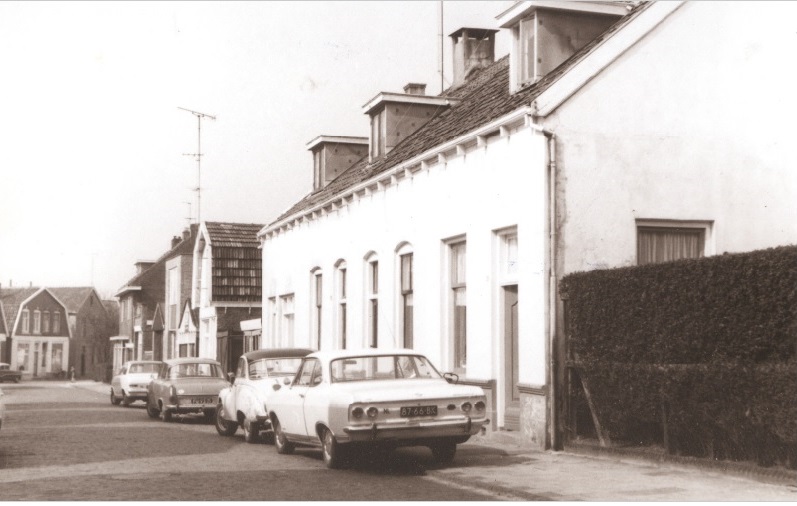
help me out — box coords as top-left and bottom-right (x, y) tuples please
(544, 131), (559, 451)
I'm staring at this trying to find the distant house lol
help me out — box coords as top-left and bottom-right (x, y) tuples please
(49, 287), (116, 380)
(175, 299), (199, 357)
(257, 0), (797, 450)
(192, 221), (264, 373)
(0, 287), (71, 378)
(114, 226), (197, 366)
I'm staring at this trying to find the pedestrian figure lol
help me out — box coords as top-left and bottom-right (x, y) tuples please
(70, 366), (76, 382)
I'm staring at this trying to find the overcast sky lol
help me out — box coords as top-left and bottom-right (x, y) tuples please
(0, 1), (512, 298)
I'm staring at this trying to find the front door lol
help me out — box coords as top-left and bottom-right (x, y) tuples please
(503, 285), (520, 430)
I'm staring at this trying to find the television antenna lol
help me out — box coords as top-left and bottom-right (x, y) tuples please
(178, 107), (216, 223)
(183, 201), (193, 229)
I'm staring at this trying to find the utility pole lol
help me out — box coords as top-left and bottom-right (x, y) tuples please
(178, 107), (216, 224)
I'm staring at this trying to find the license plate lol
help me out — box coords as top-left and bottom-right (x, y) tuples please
(190, 397), (213, 405)
(400, 405), (438, 417)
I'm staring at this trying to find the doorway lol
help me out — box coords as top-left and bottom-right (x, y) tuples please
(503, 285), (520, 431)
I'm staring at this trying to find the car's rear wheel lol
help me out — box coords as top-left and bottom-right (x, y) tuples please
(273, 417), (294, 455)
(321, 427), (344, 469)
(215, 403), (237, 436)
(110, 389), (121, 406)
(431, 441), (457, 464)
(242, 418), (260, 443)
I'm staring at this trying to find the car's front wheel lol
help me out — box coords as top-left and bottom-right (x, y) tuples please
(321, 427), (344, 469)
(273, 417), (294, 455)
(430, 440), (457, 464)
(160, 406), (173, 423)
(110, 389), (121, 406)
(215, 403), (237, 436)
(146, 398), (160, 419)
(121, 391), (132, 407)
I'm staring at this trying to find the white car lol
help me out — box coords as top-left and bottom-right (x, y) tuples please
(110, 360), (161, 406)
(215, 348), (313, 442)
(268, 348), (489, 469)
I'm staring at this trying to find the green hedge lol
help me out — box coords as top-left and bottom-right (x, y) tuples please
(561, 245), (797, 467)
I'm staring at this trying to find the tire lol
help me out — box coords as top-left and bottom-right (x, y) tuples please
(14, 376), (20, 383)
(110, 389), (121, 406)
(273, 418), (294, 455)
(321, 427), (344, 469)
(431, 441), (457, 464)
(261, 431), (275, 445)
(243, 418), (260, 443)
(121, 392), (132, 407)
(215, 403), (238, 436)
(161, 406), (173, 423)
(146, 399), (160, 419)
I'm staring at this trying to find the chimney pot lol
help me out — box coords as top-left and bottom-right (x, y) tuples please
(403, 83), (426, 96)
(171, 236), (181, 249)
(182, 228), (191, 241)
(449, 28), (498, 88)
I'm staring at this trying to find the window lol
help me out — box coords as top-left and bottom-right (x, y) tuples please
(268, 297), (277, 344)
(43, 311), (50, 333)
(637, 221), (711, 265)
(313, 149), (323, 189)
(450, 240), (467, 373)
(367, 257), (379, 348)
(370, 107), (386, 160)
(21, 309), (30, 333)
(295, 358), (321, 387)
(33, 310), (41, 334)
(280, 294), (295, 346)
(53, 311), (60, 334)
(178, 343), (196, 357)
(335, 262), (347, 349)
(312, 270), (323, 350)
(399, 251), (414, 349)
(518, 15), (537, 85)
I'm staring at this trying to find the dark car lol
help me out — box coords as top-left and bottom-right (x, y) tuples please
(146, 358), (229, 422)
(0, 363), (22, 383)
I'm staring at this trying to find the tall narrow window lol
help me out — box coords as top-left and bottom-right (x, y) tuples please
(367, 257), (379, 348)
(336, 262), (347, 349)
(312, 271), (323, 350)
(53, 311), (61, 334)
(280, 294), (295, 346)
(370, 108), (386, 160)
(268, 297), (277, 345)
(519, 15), (537, 85)
(33, 310), (41, 334)
(450, 241), (467, 373)
(22, 309), (30, 334)
(400, 252), (414, 349)
(43, 311), (50, 333)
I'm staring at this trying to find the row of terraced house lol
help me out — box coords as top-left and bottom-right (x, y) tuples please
(4, 2), (794, 449)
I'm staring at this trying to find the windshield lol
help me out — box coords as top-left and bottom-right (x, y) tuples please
(249, 358), (304, 380)
(330, 355), (442, 383)
(168, 362), (223, 379)
(129, 363), (159, 374)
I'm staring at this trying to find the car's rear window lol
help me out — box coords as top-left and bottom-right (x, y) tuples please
(168, 363), (223, 379)
(249, 358), (303, 379)
(129, 363), (159, 374)
(330, 355), (441, 383)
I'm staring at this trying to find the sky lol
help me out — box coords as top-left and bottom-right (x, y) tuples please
(0, 1), (512, 299)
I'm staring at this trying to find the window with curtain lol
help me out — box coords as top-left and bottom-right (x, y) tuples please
(450, 241), (467, 373)
(33, 310), (41, 334)
(313, 271), (323, 350)
(367, 259), (378, 348)
(400, 252), (414, 349)
(336, 263), (347, 349)
(637, 226), (706, 265)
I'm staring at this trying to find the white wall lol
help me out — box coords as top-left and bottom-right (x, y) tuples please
(262, 126), (549, 396)
(545, 1), (797, 275)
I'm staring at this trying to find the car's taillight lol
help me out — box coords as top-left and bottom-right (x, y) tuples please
(352, 407), (364, 419)
(475, 401), (486, 412)
(366, 407), (378, 419)
(461, 402), (472, 413)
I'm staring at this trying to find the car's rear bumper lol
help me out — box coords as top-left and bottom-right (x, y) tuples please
(340, 416), (488, 443)
(164, 402), (216, 414)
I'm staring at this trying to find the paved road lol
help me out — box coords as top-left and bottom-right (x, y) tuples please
(0, 382), (535, 501)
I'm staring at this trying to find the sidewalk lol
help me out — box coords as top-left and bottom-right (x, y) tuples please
(67, 380), (797, 501)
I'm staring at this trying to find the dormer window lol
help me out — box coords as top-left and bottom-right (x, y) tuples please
(307, 136), (368, 190)
(370, 107), (386, 160)
(498, 1), (626, 92)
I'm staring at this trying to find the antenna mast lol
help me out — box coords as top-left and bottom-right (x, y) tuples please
(178, 107), (216, 224)
(184, 201), (193, 229)
(439, 0), (445, 93)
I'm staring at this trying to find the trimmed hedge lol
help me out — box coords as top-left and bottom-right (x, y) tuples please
(561, 245), (797, 467)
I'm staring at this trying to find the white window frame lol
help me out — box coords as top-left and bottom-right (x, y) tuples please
(396, 243), (414, 349)
(280, 294), (295, 347)
(364, 253), (378, 348)
(33, 310), (41, 335)
(445, 236), (467, 375)
(334, 261), (347, 349)
(635, 219), (714, 265)
(310, 268), (323, 350)
(22, 309), (30, 334)
(53, 311), (61, 334)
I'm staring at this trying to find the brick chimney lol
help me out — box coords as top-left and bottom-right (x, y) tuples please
(182, 228), (191, 241)
(171, 236), (181, 249)
(403, 83), (426, 96)
(450, 28), (498, 88)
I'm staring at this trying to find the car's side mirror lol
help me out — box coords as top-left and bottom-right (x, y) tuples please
(227, 372), (235, 383)
(272, 383), (281, 391)
(443, 372), (459, 384)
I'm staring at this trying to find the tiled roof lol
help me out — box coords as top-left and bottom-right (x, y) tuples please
(270, 1), (650, 226)
(48, 287), (95, 313)
(205, 222), (264, 248)
(0, 287), (39, 335)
